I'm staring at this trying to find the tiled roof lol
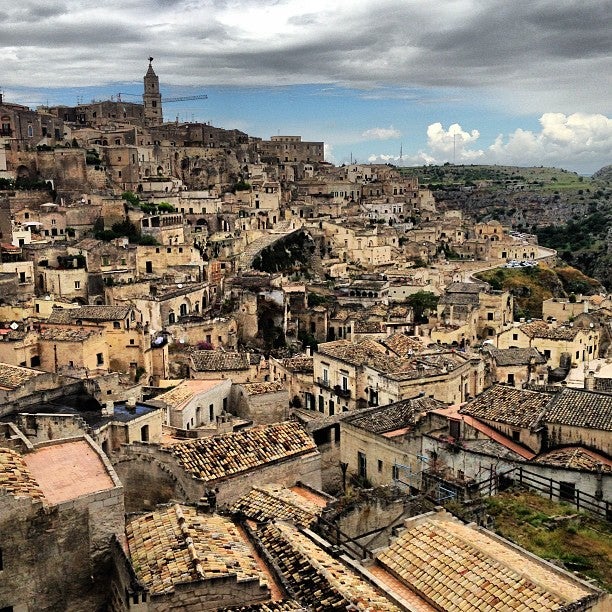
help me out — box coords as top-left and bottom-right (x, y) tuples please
(127, 505), (266, 595)
(520, 320), (579, 340)
(353, 320), (383, 333)
(241, 381), (286, 396)
(535, 447), (612, 472)
(345, 397), (445, 434)
(258, 522), (400, 611)
(218, 602), (304, 611)
(0, 447), (45, 501)
(155, 379), (226, 410)
(190, 350), (251, 372)
(47, 305), (131, 322)
(230, 484), (323, 528)
(167, 422), (317, 483)
(445, 282), (485, 293)
(439, 292), (480, 306)
(73, 238), (103, 250)
(40, 327), (98, 342)
(544, 387), (612, 431)
(486, 347), (546, 366)
(459, 385), (550, 428)
(382, 333), (423, 358)
(377, 511), (594, 611)
(278, 356), (313, 374)
(0, 363), (44, 390)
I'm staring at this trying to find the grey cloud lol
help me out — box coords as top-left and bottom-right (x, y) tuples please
(0, 0), (609, 113)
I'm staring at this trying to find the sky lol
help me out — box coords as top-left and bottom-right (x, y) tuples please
(2, 0), (611, 174)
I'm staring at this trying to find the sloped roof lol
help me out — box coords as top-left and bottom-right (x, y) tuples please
(127, 505), (265, 595)
(345, 396), (445, 434)
(381, 332), (423, 358)
(486, 347), (546, 367)
(520, 320), (580, 340)
(535, 447), (612, 472)
(0, 447), (46, 501)
(230, 484), (323, 528)
(459, 385), (550, 429)
(240, 381), (286, 396)
(47, 305), (131, 323)
(376, 510), (596, 611)
(545, 387), (612, 431)
(190, 350), (251, 372)
(0, 362), (45, 390)
(167, 422), (316, 483)
(258, 522), (400, 611)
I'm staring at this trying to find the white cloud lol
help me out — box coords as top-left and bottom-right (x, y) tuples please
(361, 126), (401, 140)
(324, 143), (336, 164)
(488, 113), (612, 170)
(368, 113), (611, 173)
(426, 122), (484, 162)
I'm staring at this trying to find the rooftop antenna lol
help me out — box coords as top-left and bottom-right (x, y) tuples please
(400, 143), (403, 161)
(453, 133), (456, 165)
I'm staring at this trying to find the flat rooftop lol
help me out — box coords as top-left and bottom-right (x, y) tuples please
(23, 439), (116, 505)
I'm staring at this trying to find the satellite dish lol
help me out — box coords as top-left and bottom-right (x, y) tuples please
(10, 322), (19, 330)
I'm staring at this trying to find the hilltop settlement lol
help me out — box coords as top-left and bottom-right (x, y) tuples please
(0, 61), (610, 611)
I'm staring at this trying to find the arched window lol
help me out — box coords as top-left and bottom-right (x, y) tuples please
(180, 303), (188, 317)
(168, 312), (176, 324)
(140, 425), (149, 442)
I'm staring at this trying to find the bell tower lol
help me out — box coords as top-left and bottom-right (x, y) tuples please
(143, 57), (162, 126)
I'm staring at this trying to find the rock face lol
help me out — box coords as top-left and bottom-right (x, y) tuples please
(592, 164), (612, 182)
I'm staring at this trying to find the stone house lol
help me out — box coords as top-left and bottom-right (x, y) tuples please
(152, 378), (232, 431)
(0, 434), (124, 612)
(112, 506), (271, 611)
(311, 339), (484, 417)
(38, 326), (109, 374)
(189, 350), (259, 383)
(269, 354), (314, 407)
(497, 319), (599, 368)
(483, 346), (548, 388)
(0, 362), (66, 417)
(112, 421), (321, 511)
(0, 329), (40, 368)
(340, 396), (447, 488)
(231, 380), (289, 424)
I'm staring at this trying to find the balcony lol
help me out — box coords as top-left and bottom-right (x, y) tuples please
(316, 377), (351, 398)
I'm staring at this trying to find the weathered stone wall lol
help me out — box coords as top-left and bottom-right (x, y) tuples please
(231, 387), (289, 424)
(0, 481), (124, 612)
(112, 442), (322, 512)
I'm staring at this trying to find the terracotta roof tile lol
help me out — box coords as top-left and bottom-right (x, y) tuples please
(47, 305), (131, 323)
(459, 385), (550, 429)
(127, 505), (267, 595)
(0, 362), (45, 390)
(0, 447), (45, 501)
(167, 422), (316, 483)
(231, 484), (323, 528)
(376, 513), (593, 611)
(544, 387), (612, 431)
(345, 396), (445, 434)
(241, 381), (286, 396)
(190, 350), (251, 372)
(40, 327), (98, 342)
(486, 347), (546, 367)
(258, 522), (400, 611)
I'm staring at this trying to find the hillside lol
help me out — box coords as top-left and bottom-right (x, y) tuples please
(474, 263), (602, 320)
(399, 164), (612, 288)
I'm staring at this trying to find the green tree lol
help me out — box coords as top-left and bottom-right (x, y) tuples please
(407, 291), (439, 323)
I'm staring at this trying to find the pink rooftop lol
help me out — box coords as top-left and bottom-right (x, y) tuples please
(23, 439), (115, 505)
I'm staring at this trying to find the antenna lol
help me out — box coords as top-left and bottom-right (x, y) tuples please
(453, 133), (456, 165)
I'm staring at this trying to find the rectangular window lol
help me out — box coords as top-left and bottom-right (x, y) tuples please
(543, 350), (551, 359)
(507, 373), (515, 385)
(96, 353), (104, 365)
(392, 465), (399, 480)
(209, 404), (214, 422)
(377, 459), (383, 473)
(559, 481), (576, 501)
(487, 312), (494, 321)
(318, 395), (324, 412)
(328, 400), (334, 416)
(512, 333), (518, 341)
(74, 281), (80, 289)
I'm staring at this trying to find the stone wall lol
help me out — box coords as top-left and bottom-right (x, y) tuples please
(112, 442), (322, 512)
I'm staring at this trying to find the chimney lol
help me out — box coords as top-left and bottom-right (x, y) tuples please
(103, 400), (114, 416)
(306, 346), (312, 357)
(584, 371), (595, 391)
(127, 396), (137, 409)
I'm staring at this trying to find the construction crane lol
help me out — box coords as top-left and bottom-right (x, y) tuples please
(115, 92), (207, 103)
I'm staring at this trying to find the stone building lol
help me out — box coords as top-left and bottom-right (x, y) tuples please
(231, 380), (290, 424)
(111, 506), (271, 611)
(0, 435), (124, 612)
(112, 421), (321, 511)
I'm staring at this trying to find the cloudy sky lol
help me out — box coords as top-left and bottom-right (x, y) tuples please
(3, 0), (611, 173)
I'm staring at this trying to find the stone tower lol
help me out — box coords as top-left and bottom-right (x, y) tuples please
(143, 57), (162, 126)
